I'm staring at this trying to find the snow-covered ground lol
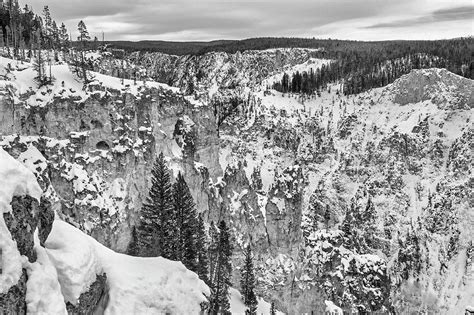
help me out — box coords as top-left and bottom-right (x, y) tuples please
(46, 219), (209, 314)
(230, 287), (284, 314)
(0, 55), (179, 108)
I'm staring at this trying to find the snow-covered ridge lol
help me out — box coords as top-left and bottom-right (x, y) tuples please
(386, 68), (474, 109)
(0, 55), (179, 108)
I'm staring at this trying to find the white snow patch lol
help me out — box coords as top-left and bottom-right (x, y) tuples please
(325, 300), (343, 315)
(25, 233), (68, 314)
(45, 220), (209, 314)
(230, 287), (283, 315)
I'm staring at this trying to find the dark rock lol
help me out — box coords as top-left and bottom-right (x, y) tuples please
(338, 114), (358, 139)
(4, 195), (39, 262)
(66, 273), (108, 315)
(38, 196), (55, 246)
(0, 270), (28, 315)
(1, 194), (56, 313)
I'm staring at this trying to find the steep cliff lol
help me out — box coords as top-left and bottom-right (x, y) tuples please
(1, 48), (473, 314)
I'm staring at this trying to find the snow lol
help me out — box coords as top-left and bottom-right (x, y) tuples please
(171, 140), (183, 158)
(25, 233), (68, 315)
(0, 147), (43, 213)
(17, 144), (48, 177)
(0, 54), (179, 109)
(229, 287), (284, 315)
(325, 300), (343, 315)
(45, 220), (210, 314)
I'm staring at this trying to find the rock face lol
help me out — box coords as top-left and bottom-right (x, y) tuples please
(0, 148), (107, 314)
(4, 196), (40, 262)
(0, 85), (220, 252)
(0, 270), (28, 315)
(66, 274), (108, 315)
(0, 194), (54, 312)
(1, 49), (473, 314)
(388, 68), (474, 109)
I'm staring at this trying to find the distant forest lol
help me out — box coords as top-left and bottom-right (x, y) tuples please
(107, 37), (473, 94)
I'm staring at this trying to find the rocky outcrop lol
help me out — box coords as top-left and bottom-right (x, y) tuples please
(4, 196), (40, 262)
(0, 270), (28, 315)
(66, 274), (108, 315)
(389, 68), (474, 109)
(0, 195), (52, 312)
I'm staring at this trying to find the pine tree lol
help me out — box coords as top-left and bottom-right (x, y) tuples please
(33, 48), (46, 87)
(59, 22), (69, 49)
(127, 226), (139, 256)
(209, 220), (233, 314)
(196, 213), (210, 284)
(172, 172), (198, 270)
(270, 301), (276, 315)
(52, 21), (59, 49)
(42, 6), (53, 47)
(240, 245), (258, 315)
(324, 205), (331, 229)
(137, 153), (175, 258)
(76, 20), (91, 83)
(32, 28), (54, 87)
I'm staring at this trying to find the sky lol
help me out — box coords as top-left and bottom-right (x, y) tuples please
(26, 0), (474, 41)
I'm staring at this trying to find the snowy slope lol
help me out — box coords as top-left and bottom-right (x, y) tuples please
(0, 55), (179, 108)
(230, 287), (284, 314)
(45, 219), (210, 314)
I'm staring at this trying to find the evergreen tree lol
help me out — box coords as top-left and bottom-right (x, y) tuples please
(51, 21), (59, 49)
(127, 226), (139, 256)
(172, 172), (198, 270)
(240, 245), (258, 315)
(324, 205), (331, 229)
(59, 22), (69, 49)
(33, 47), (46, 87)
(42, 6), (53, 47)
(137, 153), (175, 258)
(76, 20), (91, 83)
(270, 301), (276, 315)
(209, 220), (233, 314)
(196, 213), (210, 285)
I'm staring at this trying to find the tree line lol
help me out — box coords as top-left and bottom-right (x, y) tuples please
(128, 153), (260, 314)
(1, 1), (98, 86)
(272, 52), (468, 96)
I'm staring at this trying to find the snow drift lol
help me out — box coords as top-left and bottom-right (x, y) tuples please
(45, 219), (209, 314)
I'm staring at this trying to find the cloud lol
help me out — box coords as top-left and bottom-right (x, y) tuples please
(25, 0), (473, 40)
(365, 5), (474, 28)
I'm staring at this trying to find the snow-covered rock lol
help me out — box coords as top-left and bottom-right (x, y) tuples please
(46, 220), (209, 314)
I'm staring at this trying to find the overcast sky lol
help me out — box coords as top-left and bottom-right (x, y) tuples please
(26, 0), (473, 41)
